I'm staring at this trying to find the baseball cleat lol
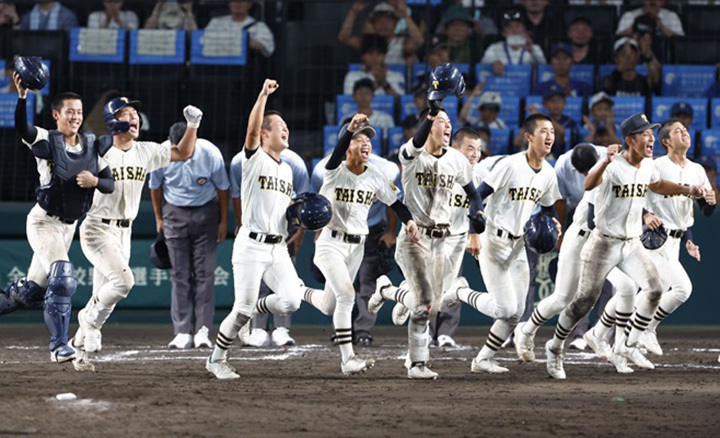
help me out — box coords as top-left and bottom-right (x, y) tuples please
(583, 329), (611, 359)
(437, 335), (456, 348)
(341, 356), (375, 375)
(440, 277), (468, 312)
(514, 325), (535, 362)
(608, 353), (634, 374)
(471, 357), (509, 374)
(246, 328), (270, 347)
(569, 337), (587, 351)
(194, 326), (213, 349)
(78, 308), (103, 353)
(638, 330), (663, 356)
(206, 357), (240, 380)
(368, 275), (392, 315)
(391, 303), (410, 326)
(271, 327), (296, 346)
(72, 350), (96, 372)
(50, 344), (76, 363)
(545, 340), (566, 380)
(615, 342), (654, 370)
(407, 362), (438, 380)
(168, 333), (193, 349)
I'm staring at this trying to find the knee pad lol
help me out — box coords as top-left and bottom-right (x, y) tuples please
(47, 261), (77, 298)
(0, 279), (45, 315)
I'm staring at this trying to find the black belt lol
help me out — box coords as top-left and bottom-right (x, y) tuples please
(421, 227), (450, 239)
(496, 229), (521, 240)
(331, 230), (363, 244)
(248, 231), (283, 244)
(101, 219), (131, 228)
(668, 229), (684, 239)
(48, 214), (75, 225)
(579, 229), (588, 237)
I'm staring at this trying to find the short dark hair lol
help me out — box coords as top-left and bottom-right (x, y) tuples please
(522, 113), (553, 135)
(570, 143), (599, 173)
(168, 121), (187, 146)
(657, 118), (682, 148)
(51, 92), (82, 112)
(476, 125), (491, 138)
(360, 34), (388, 55)
(261, 110), (282, 131)
(453, 127), (481, 145)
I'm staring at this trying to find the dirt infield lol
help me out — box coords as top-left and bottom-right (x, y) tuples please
(1, 324), (719, 437)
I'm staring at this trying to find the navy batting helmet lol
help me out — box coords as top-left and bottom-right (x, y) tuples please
(14, 56), (49, 91)
(427, 63), (466, 101)
(103, 96), (142, 134)
(286, 193), (332, 231)
(524, 214), (559, 254)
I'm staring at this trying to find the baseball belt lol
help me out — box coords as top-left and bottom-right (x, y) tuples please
(248, 231), (283, 244)
(330, 230), (363, 244)
(419, 226), (450, 239)
(667, 229), (684, 239)
(101, 218), (131, 228)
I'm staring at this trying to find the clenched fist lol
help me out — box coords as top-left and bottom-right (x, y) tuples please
(183, 105), (203, 129)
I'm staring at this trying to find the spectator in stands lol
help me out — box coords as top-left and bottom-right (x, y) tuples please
(20, 1), (77, 31)
(697, 156), (720, 202)
(338, 1), (424, 64)
(0, 55), (44, 115)
(205, 0), (275, 57)
(671, 102), (694, 130)
(481, 9), (546, 76)
(343, 35), (404, 97)
(603, 37), (657, 96)
(411, 89), (427, 114)
(343, 78), (395, 131)
(400, 114), (418, 143)
(414, 43), (451, 93)
(459, 83), (506, 129)
(439, 5), (483, 65)
(476, 125), (491, 155)
(145, 0), (197, 30)
(0, 1), (20, 28)
(540, 83), (578, 158)
(566, 16), (600, 65)
(444, 0), (498, 36)
(704, 63), (720, 98)
(617, 0), (683, 37)
(521, 0), (563, 51)
(583, 91), (620, 145)
(536, 43), (592, 98)
(87, 0), (139, 30)
(632, 15), (665, 72)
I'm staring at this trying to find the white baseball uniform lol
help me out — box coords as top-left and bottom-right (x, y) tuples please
(77, 140), (172, 331)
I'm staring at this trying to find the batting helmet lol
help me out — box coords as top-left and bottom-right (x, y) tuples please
(149, 232), (171, 270)
(427, 63), (466, 101)
(524, 214), (559, 254)
(14, 56), (49, 91)
(103, 96), (142, 134)
(640, 224), (667, 250)
(286, 193), (332, 231)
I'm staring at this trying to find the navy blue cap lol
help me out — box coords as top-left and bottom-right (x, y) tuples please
(542, 82), (566, 101)
(670, 102), (693, 118)
(550, 42), (573, 59)
(620, 113), (661, 139)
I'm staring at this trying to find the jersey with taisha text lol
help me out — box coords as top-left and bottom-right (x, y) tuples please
(449, 164), (489, 234)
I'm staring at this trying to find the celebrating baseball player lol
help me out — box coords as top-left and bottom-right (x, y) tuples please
(0, 68), (115, 363)
(301, 113), (419, 375)
(544, 113), (706, 379)
(71, 97), (203, 363)
(206, 79), (309, 380)
(441, 113), (562, 374)
(366, 64), (485, 379)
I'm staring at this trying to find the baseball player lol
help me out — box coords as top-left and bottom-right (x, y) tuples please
(206, 79), (306, 380)
(385, 127), (488, 349)
(638, 119), (715, 353)
(441, 113), (562, 374)
(367, 101), (485, 379)
(70, 97), (203, 358)
(0, 74), (115, 363)
(544, 113), (706, 380)
(302, 113), (419, 375)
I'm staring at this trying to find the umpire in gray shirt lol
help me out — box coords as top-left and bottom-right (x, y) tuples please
(150, 122), (230, 349)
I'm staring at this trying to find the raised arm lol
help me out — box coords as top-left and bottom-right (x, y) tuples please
(13, 72), (37, 144)
(585, 144), (619, 190)
(170, 105), (203, 162)
(327, 113), (369, 170)
(245, 79), (279, 152)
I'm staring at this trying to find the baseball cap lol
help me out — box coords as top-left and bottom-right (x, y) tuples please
(614, 37), (639, 55)
(370, 2), (397, 19)
(341, 122), (377, 139)
(352, 78), (375, 94)
(633, 14), (656, 35)
(478, 92), (502, 109)
(543, 82), (566, 101)
(567, 15), (592, 28)
(441, 5), (474, 28)
(501, 9), (523, 27)
(620, 113), (660, 139)
(671, 102), (694, 118)
(550, 42), (573, 59)
(695, 155), (717, 172)
(589, 91), (614, 110)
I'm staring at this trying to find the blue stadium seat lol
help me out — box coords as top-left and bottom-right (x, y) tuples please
(0, 94), (35, 127)
(711, 99), (720, 128)
(397, 95), (458, 127)
(700, 129), (720, 158)
(476, 65), (532, 97)
(661, 65), (716, 98)
(535, 64), (594, 91)
(324, 125), (382, 157)
(387, 127), (405, 155)
(612, 96), (646, 122)
(488, 128), (511, 156)
(336, 94), (395, 125)
(651, 97), (707, 130)
(525, 96), (583, 126)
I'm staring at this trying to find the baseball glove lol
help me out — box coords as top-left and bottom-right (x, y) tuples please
(640, 224), (667, 250)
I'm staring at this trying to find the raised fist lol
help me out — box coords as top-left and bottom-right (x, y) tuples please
(183, 105), (203, 129)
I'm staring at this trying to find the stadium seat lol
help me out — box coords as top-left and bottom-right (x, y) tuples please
(476, 64), (532, 97)
(711, 99), (720, 129)
(661, 65), (717, 98)
(488, 128), (511, 156)
(387, 127), (405, 156)
(612, 96), (646, 123)
(651, 97), (707, 131)
(700, 129), (720, 158)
